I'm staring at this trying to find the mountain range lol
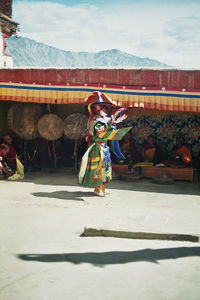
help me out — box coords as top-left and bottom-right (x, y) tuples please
(6, 36), (169, 68)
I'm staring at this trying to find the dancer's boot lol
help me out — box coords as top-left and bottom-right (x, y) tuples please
(94, 185), (105, 197)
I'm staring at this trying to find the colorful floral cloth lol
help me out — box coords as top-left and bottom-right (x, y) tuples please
(126, 113), (200, 158)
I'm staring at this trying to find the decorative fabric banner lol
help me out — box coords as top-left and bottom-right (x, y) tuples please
(126, 113), (200, 157)
(0, 82), (200, 112)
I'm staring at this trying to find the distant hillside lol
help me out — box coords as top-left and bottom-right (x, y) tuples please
(6, 36), (169, 68)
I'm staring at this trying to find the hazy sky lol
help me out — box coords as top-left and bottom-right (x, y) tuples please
(13, 0), (200, 68)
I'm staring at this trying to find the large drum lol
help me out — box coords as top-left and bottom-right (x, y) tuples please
(7, 103), (44, 140)
(37, 114), (64, 141)
(64, 112), (88, 140)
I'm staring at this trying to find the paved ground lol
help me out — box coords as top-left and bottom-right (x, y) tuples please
(0, 171), (200, 300)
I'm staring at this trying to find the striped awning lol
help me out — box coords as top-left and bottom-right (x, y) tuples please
(1, 82), (200, 113)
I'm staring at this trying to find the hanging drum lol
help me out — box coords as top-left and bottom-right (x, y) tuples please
(64, 112), (88, 140)
(7, 103), (44, 140)
(37, 114), (64, 141)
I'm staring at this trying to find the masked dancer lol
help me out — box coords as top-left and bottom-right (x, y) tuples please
(79, 92), (131, 196)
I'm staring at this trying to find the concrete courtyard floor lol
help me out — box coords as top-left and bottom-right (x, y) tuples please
(0, 171), (200, 300)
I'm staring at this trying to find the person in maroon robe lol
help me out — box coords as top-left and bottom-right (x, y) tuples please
(3, 135), (17, 170)
(120, 132), (140, 164)
(0, 144), (12, 176)
(141, 135), (163, 165)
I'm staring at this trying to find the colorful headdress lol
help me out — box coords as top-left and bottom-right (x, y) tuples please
(85, 92), (113, 143)
(85, 91), (113, 111)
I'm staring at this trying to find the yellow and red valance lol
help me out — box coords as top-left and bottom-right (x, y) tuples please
(0, 82), (200, 113)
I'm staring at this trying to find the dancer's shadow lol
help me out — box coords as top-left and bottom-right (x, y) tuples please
(32, 191), (95, 202)
(17, 247), (200, 267)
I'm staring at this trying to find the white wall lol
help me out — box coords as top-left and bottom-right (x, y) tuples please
(0, 26), (13, 69)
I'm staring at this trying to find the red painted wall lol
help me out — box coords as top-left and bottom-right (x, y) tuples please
(0, 69), (200, 89)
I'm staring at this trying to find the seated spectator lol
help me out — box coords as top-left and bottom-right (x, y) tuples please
(3, 135), (17, 171)
(128, 135), (163, 176)
(142, 135), (163, 165)
(0, 144), (12, 177)
(120, 132), (140, 164)
(171, 136), (192, 165)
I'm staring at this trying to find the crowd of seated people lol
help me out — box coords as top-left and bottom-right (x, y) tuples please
(0, 131), (196, 180)
(119, 133), (194, 176)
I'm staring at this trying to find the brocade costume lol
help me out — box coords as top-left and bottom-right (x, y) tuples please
(79, 115), (113, 188)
